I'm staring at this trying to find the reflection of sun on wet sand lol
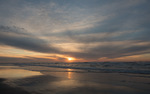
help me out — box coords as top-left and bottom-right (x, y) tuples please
(67, 69), (72, 79)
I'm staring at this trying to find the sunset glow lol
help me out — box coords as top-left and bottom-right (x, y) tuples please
(0, 0), (150, 63)
(0, 1), (150, 94)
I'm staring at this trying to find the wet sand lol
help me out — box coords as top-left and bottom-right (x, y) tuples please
(0, 78), (30, 94)
(0, 65), (150, 94)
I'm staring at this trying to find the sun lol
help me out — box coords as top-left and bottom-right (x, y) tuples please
(67, 57), (74, 61)
(68, 58), (72, 61)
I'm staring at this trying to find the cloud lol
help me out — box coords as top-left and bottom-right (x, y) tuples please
(0, 25), (60, 53)
(0, 0), (150, 62)
(0, 56), (33, 63)
(0, 56), (57, 63)
(65, 41), (150, 60)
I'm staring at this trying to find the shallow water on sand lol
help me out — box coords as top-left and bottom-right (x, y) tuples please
(0, 66), (42, 79)
(0, 65), (150, 94)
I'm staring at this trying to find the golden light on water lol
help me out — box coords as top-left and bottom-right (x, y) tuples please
(67, 69), (72, 79)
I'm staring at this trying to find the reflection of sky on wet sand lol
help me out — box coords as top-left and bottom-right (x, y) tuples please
(0, 66), (150, 94)
(50, 80), (139, 94)
(0, 66), (42, 79)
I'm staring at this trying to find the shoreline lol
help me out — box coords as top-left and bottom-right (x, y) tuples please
(0, 65), (150, 94)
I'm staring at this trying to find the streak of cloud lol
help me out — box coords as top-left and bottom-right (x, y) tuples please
(0, 0), (150, 62)
(0, 26), (60, 53)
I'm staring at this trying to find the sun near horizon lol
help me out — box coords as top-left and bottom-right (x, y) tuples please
(67, 57), (74, 62)
(0, 0), (150, 63)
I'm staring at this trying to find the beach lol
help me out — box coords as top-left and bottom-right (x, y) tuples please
(0, 64), (150, 94)
(0, 78), (30, 94)
(1, 0), (150, 94)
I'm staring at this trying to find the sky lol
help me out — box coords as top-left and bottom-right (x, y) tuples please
(0, 0), (150, 63)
